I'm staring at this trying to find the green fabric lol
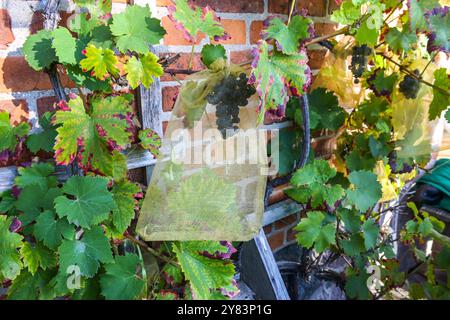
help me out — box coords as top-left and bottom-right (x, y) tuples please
(418, 158), (450, 211)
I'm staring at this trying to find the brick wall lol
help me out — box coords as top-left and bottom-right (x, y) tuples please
(0, 0), (338, 251)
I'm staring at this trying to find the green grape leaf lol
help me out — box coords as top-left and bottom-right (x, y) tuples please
(0, 112), (30, 152)
(16, 186), (62, 226)
(52, 27), (77, 65)
(26, 112), (58, 153)
(138, 129), (161, 157)
(15, 162), (56, 190)
(295, 211), (336, 253)
(264, 16), (312, 54)
(0, 190), (16, 214)
(250, 40), (310, 123)
(162, 264), (183, 286)
(368, 135), (389, 159)
(124, 52), (163, 89)
(345, 150), (377, 172)
(341, 233), (366, 257)
(427, 8), (449, 52)
(22, 30), (57, 71)
(268, 127), (301, 176)
(7, 269), (56, 300)
(80, 44), (119, 79)
(338, 208), (362, 234)
(308, 88), (346, 131)
(110, 5), (165, 54)
(355, 21), (379, 46)
(169, 0), (226, 42)
(385, 27), (417, 52)
(408, 0), (440, 31)
(54, 95), (132, 176)
(90, 25), (114, 49)
(345, 267), (372, 300)
(55, 176), (116, 229)
(201, 44), (227, 68)
(429, 68), (450, 120)
(66, 65), (112, 92)
(172, 241), (235, 300)
(362, 219), (380, 250)
(286, 159), (345, 207)
(100, 254), (145, 300)
(111, 180), (140, 234)
(20, 242), (56, 275)
(58, 226), (113, 278)
(368, 69), (398, 97)
(0, 215), (23, 280)
(330, 0), (361, 25)
(74, 0), (111, 17)
(347, 170), (382, 212)
(34, 210), (75, 250)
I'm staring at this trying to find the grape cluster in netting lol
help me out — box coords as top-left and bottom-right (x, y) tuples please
(350, 45), (372, 83)
(206, 73), (256, 138)
(399, 69), (421, 99)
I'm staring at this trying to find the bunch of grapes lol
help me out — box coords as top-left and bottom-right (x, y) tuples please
(349, 45), (372, 83)
(399, 69), (421, 99)
(206, 73), (256, 138)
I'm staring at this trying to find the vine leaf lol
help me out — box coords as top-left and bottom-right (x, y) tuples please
(7, 270), (56, 300)
(0, 215), (23, 280)
(330, 0), (361, 25)
(201, 44), (227, 68)
(124, 52), (164, 89)
(308, 88), (346, 131)
(54, 95), (131, 176)
(100, 254), (145, 300)
(168, 0), (226, 42)
(52, 27), (77, 65)
(110, 4), (166, 54)
(429, 68), (450, 120)
(250, 40), (310, 123)
(80, 44), (119, 79)
(346, 170), (382, 212)
(264, 16), (312, 54)
(15, 162), (56, 190)
(34, 210), (75, 250)
(385, 28), (417, 52)
(345, 267), (372, 299)
(22, 30), (57, 71)
(55, 176), (116, 229)
(58, 226), (113, 278)
(426, 7), (449, 52)
(74, 0), (112, 17)
(286, 159), (345, 207)
(20, 242), (56, 275)
(111, 180), (140, 234)
(26, 112), (58, 153)
(295, 211), (336, 253)
(408, 0), (440, 31)
(138, 129), (161, 158)
(172, 241), (235, 299)
(0, 112), (30, 152)
(362, 219), (380, 250)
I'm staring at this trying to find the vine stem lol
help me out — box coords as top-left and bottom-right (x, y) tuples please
(125, 234), (180, 267)
(188, 43), (195, 70)
(378, 53), (449, 96)
(287, 0), (297, 25)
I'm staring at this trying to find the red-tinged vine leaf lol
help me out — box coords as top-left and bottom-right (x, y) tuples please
(429, 68), (450, 120)
(26, 112), (58, 153)
(201, 44), (227, 68)
(162, 264), (183, 286)
(346, 170), (382, 212)
(54, 95), (132, 176)
(156, 290), (178, 300)
(168, 0), (227, 42)
(408, 0), (440, 31)
(367, 69), (398, 97)
(80, 44), (119, 79)
(52, 27), (77, 65)
(425, 7), (449, 53)
(295, 211), (336, 253)
(58, 226), (113, 278)
(172, 241), (235, 300)
(385, 28), (417, 53)
(20, 242), (56, 275)
(111, 180), (140, 234)
(54, 176), (116, 229)
(249, 40), (310, 123)
(263, 15), (313, 55)
(0, 112), (30, 152)
(34, 210), (75, 250)
(138, 129), (161, 157)
(110, 4), (166, 54)
(0, 215), (23, 280)
(124, 52), (164, 89)
(100, 254), (145, 300)
(22, 30), (57, 71)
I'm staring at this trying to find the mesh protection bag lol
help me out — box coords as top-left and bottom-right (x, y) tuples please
(137, 63), (268, 240)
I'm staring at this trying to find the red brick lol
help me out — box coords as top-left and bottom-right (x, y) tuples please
(0, 57), (73, 93)
(162, 86), (179, 112)
(267, 230), (285, 251)
(30, 11), (72, 34)
(328, 0), (341, 15)
(274, 213), (298, 230)
(307, 49), (327, 70)
(36, 96), (59, 117)
(212, 19), (246, 45)
(250, 20), (264, 44)
(230, 50), (253, 65)
(314, 23), (338, 37)
(161, 53), (204, 81)
(0, 100), (29, 125)
(263, 224), (273, 234)
(269, 0), (326, 16)
(0, 9), (14, 49)
(158, 0), (264, 13)
(162, 16), (205, 45)
(286, 226), (297, 242)
(127, 167), (146, 185)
